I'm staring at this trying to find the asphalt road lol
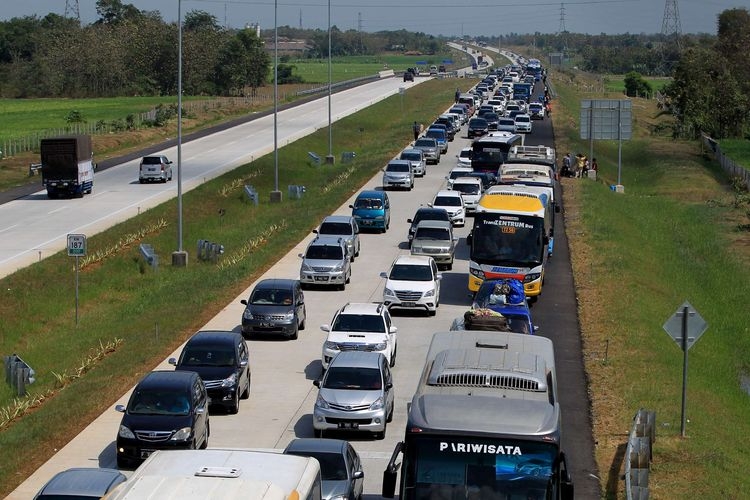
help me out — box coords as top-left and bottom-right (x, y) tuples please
(6, 71), (600, 499)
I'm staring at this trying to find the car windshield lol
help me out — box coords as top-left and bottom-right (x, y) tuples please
(434, 196), (461, 207)
(414, 227), (450, 241)
(516, 116), (530, 123)
(453, 183), (480, 194)
(354, 198), (382, 209)
(287, 451), (348, 481)
(401, 152), (421, 161)
(389, 263), (433, 281)
(458, 150), (472, 159)
(387, 163), (410, 173)
(414, 139), (436, 148)
(250, 288), (293, 305)
(469, 119), (488, 127)
(332, 314), (386, 333)
(129, 389), (191, 416)
(180, 347), (237, 367)
(499, 119), (515, 126)
(323, 367), (382, 390)
(306, 245), (344, 260)
(319, 222), (353, 236)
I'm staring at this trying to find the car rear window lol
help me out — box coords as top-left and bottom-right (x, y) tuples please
(319, 222), (353, 236)
(141, 157), (162, 165)
(434, 196), (461, 206)
(306, 245), (344, 260)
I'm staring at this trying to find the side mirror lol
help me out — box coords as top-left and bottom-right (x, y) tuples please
(407, 219), (413, 223)
(436, 274), (443, 281)
(389, 326), (398, 334)
(168, 357), (177, 366)
(313, 379), (321, 387)
(240, 299), (248, 305)
(298, 253), (304, 258)
(380, 272), (389, 279)
(353, 470), (365, 480)
(115, 404), (126, 413)
(312, 229), (319, 234)
(348, 204), (354, 209)
(320, 324), (331, 332)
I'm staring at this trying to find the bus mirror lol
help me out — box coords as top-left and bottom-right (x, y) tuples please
(466, 233), (472, 245)
(382, 469), (397, 498)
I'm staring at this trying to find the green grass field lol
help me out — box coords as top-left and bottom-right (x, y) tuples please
(718, 139), (750, 169)
(602, 75), (672, 94)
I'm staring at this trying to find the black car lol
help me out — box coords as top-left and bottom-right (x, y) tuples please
(461, 171), (497, 190)
(403, 71), (414, 82)
(284, 438), (365, 500)
(115, 370), (210, 469)
(467, 117), (489, 138)
(479, 112), (501, 130)
(240, 279), (307, 339)
(406, 207), (451, 246)
(432, 118), (456, 141)
(169, 330), (251, 413)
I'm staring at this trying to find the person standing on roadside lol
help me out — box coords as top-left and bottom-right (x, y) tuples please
(412, 121), (421, 141)
(455, 88), (461, 103)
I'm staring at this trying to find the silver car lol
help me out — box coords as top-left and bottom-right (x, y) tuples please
(312, 351), (394, 440)
(410, 220), (457, 270)
(399, 148), (426, 177)
(138, 155), (173, 183)
(413, 137), (441, 165)
(299, 236), (351, 290)
(382, 159), (414, 191)
(314, 215), (360, 261)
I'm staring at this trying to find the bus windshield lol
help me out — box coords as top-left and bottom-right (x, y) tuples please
(406, 435), (557, 500)
(471, 214), (544, 267)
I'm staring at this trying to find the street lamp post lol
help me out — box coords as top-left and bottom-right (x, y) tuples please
(172, 0), (187, 267)
(270, 0), (282, 202)
(325, 0), (334, 164)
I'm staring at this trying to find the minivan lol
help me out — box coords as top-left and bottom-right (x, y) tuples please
(349, 190), (390, 233)
(425, 127), (448, 154)
(240, 279), (306, 339)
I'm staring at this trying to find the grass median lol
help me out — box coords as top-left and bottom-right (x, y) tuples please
(0, 77), (465, 496)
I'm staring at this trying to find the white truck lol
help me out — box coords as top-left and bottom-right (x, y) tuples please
(103, 449), (322, 500)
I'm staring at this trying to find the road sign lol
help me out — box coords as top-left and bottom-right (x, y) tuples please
(662, 301), (707, 351)
(67, 234), (87, 257)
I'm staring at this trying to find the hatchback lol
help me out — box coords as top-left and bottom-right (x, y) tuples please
(312, 351), (395, 440)
(138, 155), (173, 183)
(283, 438), (365, 500)
(169, 330), (251, 413)
(115, 370), (209, 468)
(399, 148), (426, 177)
(430, 190), (465, 227)
(240, 279), (306, 339)
(34, 468), (126, 500)
(382, 159), (414, 191)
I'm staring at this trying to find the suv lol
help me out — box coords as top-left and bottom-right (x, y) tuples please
(314, 215), (360, 261)
(406, 207), (451, 245)
(399, 148), (426, 177)
(320, 302), (397, 370)
(413, 137), (441, 165)
(240, 278), (306, 339)
(430, 190), (465, 227)
(380, 255), (442, 315)
(115, 370), (209, 468)
(451, 176), (484, 213)
(299, 236), (351, 290)
(350, 190), (390, 233)
(382, 159), (414, 191)
(138, 155), (173, 183)
(312, 351), (394, 440)
(467, 117), (489, 138)
(169, 330), (251, 413)
(410, 220), (457, 270)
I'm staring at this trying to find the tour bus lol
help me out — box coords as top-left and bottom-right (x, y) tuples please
(104, 449), (322, 500)
(498, 162), (558, 213)
(507, 144), (556, 168)
(382, 330), (574, 500)
(471, 131), (524, 174)
(466, 192), (549, 298)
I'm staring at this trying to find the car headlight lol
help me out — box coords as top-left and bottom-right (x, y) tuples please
(324, 341), (339, 350)
(524, 272), (542, 283)
(301, 262), (313, 272)
(375, 215), (384, 220)
(283, 311), (295, 320)
(469, 267), (485, 279)
(384, 287), (395, 297)
(332, 263), (345, 272)
(221, 372), (238, 388)
(369, 396), (385, 411)
(455, 208), (464, 216)
(315, 394), (330, 409)
(118, 425), (135, 439)
(424, 288), (435, 298)
(171, 427), (192, 441)
(330, 495), (348, 500)
(372, 342), (387, 351)
(243, 309), (253, 319)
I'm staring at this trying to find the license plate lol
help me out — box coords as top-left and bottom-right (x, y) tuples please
(338, 422), (359, 429)
(140, 449), (155, 459)
(361, 220), (372, 225)
(259, 323), (273, 328)
(314, 276), (329, 282)
(401, 302), (416, 307)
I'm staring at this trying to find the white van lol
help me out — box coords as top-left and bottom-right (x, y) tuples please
(451, 176), (484, 213)
(103, 449), (322, 500)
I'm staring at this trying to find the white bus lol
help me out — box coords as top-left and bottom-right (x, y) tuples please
(103, 449), (322, 500)
(383, 331), (574, 500)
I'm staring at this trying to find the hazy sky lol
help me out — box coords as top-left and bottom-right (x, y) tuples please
(2, 0), (744, 36)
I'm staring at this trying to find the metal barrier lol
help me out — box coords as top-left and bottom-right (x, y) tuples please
(139, 244), (158, 269)
(625, 409), (656, 500)
(341, 151), (356, 163)
(307, 151), (322, 166)
(197, 239), (224, 263)
(701, 133), (750, 191)
(244, 185), (259, 206)
(29, 163), (43, 176)
(4, 354), (36, 396)
(287, 185), (306, 199)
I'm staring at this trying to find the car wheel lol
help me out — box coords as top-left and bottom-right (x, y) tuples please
(228, 393), (240, 414)
(447, 261), (453, 271)
(299, 309), (306, 330)
(241, 373), (250, 399)
(139, 179), (144, 184)
(339, 282), (346, 291)
(116, 456), (130, 470)
(200, 424), (209, 449)
(289, 326), (298, 340)
(387, 402), (394, 423)
(390, 346), (397, 367)
(428, 308), (437, 317)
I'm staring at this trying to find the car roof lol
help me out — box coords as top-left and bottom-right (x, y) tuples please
(137, 370), (198, 391)
(184, 330), (243, 347)
(387, 159), (411, 167)
(255, 278), (298, 290)
(338, 302), (384, 315)
(321, 215), (354, 224)
(453, 176), (483, 185)
(36, 468), (126, 497)
(329, 350), (386, 369)
(356, 190), (386, 199)
(284, 438), (350, 455)
(309, 235), (346, 248)
(401, 148), (422, 155)
(435, 189), (462, 198)
(392, 254), (434, 267)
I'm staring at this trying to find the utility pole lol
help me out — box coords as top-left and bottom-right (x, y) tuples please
(64, 0), (80, 22)
(558, 3), (568, 52)
(659, 0), (682, 73)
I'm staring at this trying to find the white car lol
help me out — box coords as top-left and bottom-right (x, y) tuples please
(320, 303), (398, 369)
(430, 189), (465, 227)
(380, 255), (442, 315)
(455, 148), (473, 169)
(514, 114), (533, 134)
(451, 176), (483, 213)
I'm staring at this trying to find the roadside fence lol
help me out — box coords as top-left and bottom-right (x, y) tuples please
(625, 409), (656, 500)
(701, 132), (750, 191)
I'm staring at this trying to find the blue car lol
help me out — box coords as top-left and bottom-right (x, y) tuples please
(470, 278), (536, 334)
(349, 190), (391, 233)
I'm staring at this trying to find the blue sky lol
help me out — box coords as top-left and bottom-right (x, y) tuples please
(2, 0), (744, 36)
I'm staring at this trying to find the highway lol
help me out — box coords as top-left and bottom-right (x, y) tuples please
(6, 60), (599, 499)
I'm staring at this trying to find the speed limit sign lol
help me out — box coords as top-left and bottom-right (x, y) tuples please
(67, 234), (87, 257)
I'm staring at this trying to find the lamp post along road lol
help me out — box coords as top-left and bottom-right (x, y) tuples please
(325, 0), (334, 164)
(172, 0), (187, 266)
(270, 0), (282, 202)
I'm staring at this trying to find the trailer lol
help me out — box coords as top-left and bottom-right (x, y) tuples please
(40, 135), (95, 198)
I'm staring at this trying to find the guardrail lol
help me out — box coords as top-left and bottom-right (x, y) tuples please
(625, 409), (656, 500)
(701, 132), (750, 191)
(4, 354), (36, 396)
(295, 74), (381, 97)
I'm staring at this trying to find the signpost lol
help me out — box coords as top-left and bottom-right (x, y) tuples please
(662, 301), (708, 437)
(67, 234), (87, 325)
(580, 99), (632, 186)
